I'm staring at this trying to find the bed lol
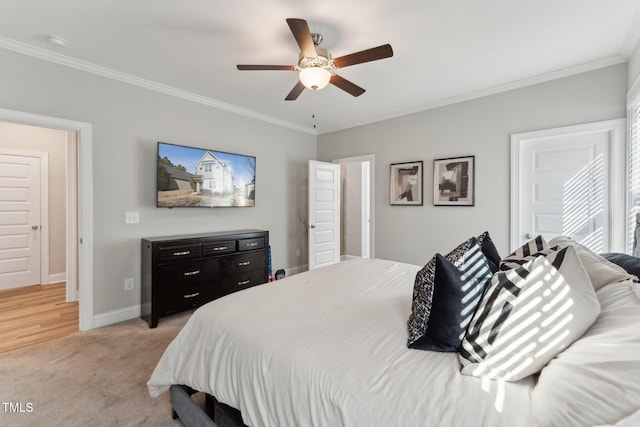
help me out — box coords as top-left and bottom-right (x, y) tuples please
(148, 235), (640, 427)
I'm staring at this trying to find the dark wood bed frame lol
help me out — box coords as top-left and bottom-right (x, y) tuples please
(170, 385), (248, 427)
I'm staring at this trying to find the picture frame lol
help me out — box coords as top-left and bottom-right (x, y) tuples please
(433, 156), (475, 206)
(390, 161), (423, 206)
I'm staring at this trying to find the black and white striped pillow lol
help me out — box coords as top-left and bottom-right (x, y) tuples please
(459, 245), (600, 381)
(499, 235), (550, 271)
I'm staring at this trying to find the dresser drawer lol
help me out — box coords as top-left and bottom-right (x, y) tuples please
(221, 270), (267, 293)
(222, 251), (266, 275)
(202, 240), (236, 256)
(158, 284), (212, 315)
(238, 237), (264, 251)
(157, 243), (201, 262)
(158, 258), (220, 290)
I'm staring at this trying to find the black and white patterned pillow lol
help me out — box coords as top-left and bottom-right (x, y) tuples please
(407, 238), (492, 351)
(499, 235), (550, 271)
(459, 245), (600, 381)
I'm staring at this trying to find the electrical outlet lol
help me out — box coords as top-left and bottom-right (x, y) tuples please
(296, 248), (301, 257)
(124, 278), (134, 291)
(125, 211), (139, 224)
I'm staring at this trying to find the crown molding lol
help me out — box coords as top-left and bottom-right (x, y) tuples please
(0, 37), (316, 136)
(318, 56), (628, 135)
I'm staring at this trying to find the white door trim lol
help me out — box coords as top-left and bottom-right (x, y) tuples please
(361, 161), (371, 258)
(0, 108), (94, 331)
(332, 154), (376, 259)
(0, 148), (49, 286)
(510, 118), (626, 252)
(66, 132), (78, 302)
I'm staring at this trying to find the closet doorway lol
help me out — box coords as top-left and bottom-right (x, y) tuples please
(510, 119), (625, 253)
(334, 154), (375, 260)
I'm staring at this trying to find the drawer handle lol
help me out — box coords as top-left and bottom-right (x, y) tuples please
(173, 250), (191, 256)
(213, 246), (228, 251)
(238, 261), (251, 266)
(183, 270), (200, 276)
(247, 242), (258, 247)
(238, 280), (250, 286)
(183, 292), (200, 299)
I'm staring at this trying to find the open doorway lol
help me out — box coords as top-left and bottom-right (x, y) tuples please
(0, 122), (79, 350)
(0, 108), (93, 332)
(334, 154), (375, 260)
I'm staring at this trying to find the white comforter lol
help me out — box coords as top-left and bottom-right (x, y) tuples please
(148, 258), (534, 427)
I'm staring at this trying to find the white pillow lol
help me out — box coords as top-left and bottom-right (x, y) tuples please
(459, 245), (600, 381)
(549, 236), (633, 290)
(532, 279), (640, 426)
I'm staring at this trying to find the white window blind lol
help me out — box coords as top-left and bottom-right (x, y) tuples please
(629, 101), (640, 254)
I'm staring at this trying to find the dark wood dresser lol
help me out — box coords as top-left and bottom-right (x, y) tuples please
(141, 229), (269, 328)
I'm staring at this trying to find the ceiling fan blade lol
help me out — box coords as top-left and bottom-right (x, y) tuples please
(237, 65), (295, 71)
(330, 74), (366, 97)
(285, 81), (306, 101)
(286, 18), (317, 58)
(332, 44), (393, 68)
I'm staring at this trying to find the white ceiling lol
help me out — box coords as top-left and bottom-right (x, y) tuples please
(1, 0), (639, 135)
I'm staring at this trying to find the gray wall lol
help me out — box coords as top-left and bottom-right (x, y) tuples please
(0, 49), (315, 317)
(317, 64), (628, 266)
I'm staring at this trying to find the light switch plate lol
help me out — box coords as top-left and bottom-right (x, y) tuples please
(125, 211), (139, 224)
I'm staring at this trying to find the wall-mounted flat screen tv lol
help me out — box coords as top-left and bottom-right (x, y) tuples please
(157, 141), (256, 208)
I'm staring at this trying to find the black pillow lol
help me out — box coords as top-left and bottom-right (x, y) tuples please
(477, 231), (501, 273)
(601, 253), (640, 279)
(407, 240), (492, 352)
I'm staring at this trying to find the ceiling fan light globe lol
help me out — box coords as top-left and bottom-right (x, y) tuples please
(299, 67), (331, 91)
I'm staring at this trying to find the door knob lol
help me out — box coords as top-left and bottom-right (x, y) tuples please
(524, 233), (532, 239)
(32, 225), (39, 230)
(310, 225), (316, 229)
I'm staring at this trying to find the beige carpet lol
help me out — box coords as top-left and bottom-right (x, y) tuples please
(0, 312), (196, 427)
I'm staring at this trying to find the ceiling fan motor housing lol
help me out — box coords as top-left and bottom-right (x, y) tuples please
(298, 47), (332, 70)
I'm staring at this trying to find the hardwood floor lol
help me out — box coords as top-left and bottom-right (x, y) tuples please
(0, 283), (78, 353)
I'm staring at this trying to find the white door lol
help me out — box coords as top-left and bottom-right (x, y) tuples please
(511, 119), (625, 253)
(0, 153), (42, 290)
(308, 160), (340, 270)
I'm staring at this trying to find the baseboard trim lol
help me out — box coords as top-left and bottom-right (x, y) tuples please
(285, 264), (308, 276)
(48, 273), (67, 284)
(93, 305), (141, 328)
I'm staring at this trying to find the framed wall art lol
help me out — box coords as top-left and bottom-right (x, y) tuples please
(433, 156), (475, 206)
(390, 161), (423, 206)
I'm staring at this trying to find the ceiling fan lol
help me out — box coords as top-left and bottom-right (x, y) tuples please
(237, 18), (393, 101)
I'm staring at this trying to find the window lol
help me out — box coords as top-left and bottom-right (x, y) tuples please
(628, 96), (640, 254)
(204, 163), (212, 173)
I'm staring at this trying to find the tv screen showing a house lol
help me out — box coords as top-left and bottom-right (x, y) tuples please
(157, 141), (256, 208)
